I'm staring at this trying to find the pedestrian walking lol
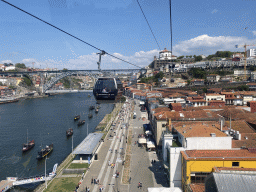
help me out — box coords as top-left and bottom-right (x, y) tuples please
(87, 187), (90, 192)
(86, 186), (88, 191)
(97, 179), (99, 184)
(91, 178), (93, 184)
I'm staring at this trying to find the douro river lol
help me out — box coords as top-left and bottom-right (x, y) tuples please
(0, 91), (114, 191)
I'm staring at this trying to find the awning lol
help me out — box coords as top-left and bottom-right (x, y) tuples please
(147, 141), (155, 149)
(139, 138), (147, 144)
(145, 130), (152, 135)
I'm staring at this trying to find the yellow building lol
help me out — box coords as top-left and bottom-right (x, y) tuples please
(181, 149), (256, 191)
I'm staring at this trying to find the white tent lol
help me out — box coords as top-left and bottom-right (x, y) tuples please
(139, 138), (147, 144)
(145, 130), (152, 135)
(147, 141), (155, 149)
(148, 187), (182, 192)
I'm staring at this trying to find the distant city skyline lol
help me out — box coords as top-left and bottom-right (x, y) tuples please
(0, 0), (256, 69)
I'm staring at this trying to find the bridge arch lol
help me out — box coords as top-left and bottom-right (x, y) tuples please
(42, 71), (101, 93)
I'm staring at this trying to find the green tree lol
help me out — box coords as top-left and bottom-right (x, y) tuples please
(15, 63), (26, 68)
(120, 96), (126, 103)
(237, 85), (249, 91)
(22, 77), (32, 86)
(63, 68), (68, 71)
(177, 56), (184, 59)
(155, 71), (164, 79)
(195, 56), (203, 62)
(203, 87), (207, 93)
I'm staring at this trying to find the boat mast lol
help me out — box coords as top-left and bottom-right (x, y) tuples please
(27, 129), (28, 145)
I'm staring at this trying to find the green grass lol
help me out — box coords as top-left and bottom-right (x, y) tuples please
(68, 163), (89, 169)
(44, 177), (80, 192)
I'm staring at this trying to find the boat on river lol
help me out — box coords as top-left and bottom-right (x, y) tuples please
(22, 140), (35, 152)
(66, 128), (73, 137)
(74, 115), (80, 121)
(95, 108), (99, 113)
(36, 144), (53, 160)
(77, 120), (85, 126)
(22, 129), (35, 152)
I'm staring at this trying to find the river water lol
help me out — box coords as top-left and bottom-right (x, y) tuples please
(0, 91), (114, 190)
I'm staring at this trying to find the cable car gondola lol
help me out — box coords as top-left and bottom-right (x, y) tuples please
(93, 77), (118, 100)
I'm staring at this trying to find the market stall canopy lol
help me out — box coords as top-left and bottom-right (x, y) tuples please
(145, 130), (152, 135)
(147, 141), (155, 149)
(139, 138), (147, 144)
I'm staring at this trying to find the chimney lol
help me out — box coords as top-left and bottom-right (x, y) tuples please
(220, 120), (223, 131)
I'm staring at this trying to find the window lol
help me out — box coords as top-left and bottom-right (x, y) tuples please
(190, 172), (210, 183)
(232, 162), (239, 167)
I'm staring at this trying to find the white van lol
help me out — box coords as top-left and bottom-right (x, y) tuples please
(133, 112), (137, 119)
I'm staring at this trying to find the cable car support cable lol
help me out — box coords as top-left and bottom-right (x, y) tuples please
(1, 0), (142, 69)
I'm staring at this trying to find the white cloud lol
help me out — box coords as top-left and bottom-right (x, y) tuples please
(65, 49), (159, 69)
(173, 34), (256, 56)
(252, 31), (256, 36)
(1, 60), (12, 64)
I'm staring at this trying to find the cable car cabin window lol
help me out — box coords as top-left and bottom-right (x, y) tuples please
(95, 78), (116, 93)
(93, 78), (119, 101)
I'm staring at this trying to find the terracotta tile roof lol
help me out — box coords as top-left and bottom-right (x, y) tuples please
(170, 103), (182, 107)
(225, 120), (255, 133)
(168, 93), (185, 98)
(206, 93), (222, 96)
(247, 83), (256, 85)
(207, 88), (222, 93)
(174, 123), (228, 138)
(232, 133), (256, 148)
(154, 111), (179, 120)
(152, 107), (170, 114)
(171, 121), (229, 131)
(181, 149), (256, 161)
(189, 183), (205, 192)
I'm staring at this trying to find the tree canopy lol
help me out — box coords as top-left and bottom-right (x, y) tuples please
(15, 63), (26, 68)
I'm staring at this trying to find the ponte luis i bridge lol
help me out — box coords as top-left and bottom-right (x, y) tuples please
(0, 68), (146, 93)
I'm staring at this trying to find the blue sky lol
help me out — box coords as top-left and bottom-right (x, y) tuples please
(0, 0), (256, 70)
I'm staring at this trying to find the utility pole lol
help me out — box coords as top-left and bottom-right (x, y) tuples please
(72, 134), (73, 153)
(45, 155), (48, 189)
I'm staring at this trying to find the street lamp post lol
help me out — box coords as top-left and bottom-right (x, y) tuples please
(45, 155), (48, 189)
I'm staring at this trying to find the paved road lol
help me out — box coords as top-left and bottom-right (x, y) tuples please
(78, 101), (131, 192)
(78, 98), (168, 192)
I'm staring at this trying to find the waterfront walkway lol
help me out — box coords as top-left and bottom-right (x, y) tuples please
(78, 99), (168, 192)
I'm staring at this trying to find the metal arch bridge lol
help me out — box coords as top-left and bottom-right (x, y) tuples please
(42, 69), (145, 93)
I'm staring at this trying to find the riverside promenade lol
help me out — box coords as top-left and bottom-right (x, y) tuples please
(77, 99), (168, 192)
